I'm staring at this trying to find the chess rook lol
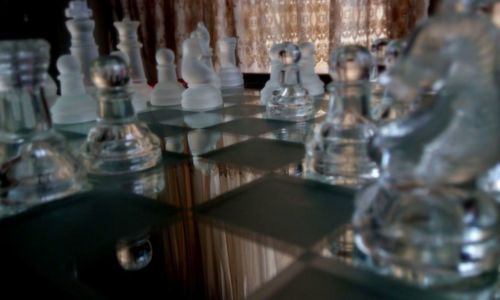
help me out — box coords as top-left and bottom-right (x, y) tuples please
(218, 37), (244, 95)
(299, 42), (324, 97)
(83, 56), (161, 174)
(151, 48), (184, 106)
(65, 0), (99, 87)
(51, 54), (97, 124)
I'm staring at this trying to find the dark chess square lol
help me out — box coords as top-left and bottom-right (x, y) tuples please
(207, 117), (295, 136)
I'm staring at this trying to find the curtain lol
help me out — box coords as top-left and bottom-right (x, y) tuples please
(107, 0), (428, 79)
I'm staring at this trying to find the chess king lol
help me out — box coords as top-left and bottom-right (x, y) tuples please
(353, 9), (500, 287)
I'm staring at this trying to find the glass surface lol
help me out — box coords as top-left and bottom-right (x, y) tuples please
(164, 130), (251, 156)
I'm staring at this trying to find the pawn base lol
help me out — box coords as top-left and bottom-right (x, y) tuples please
(151, 82), (184, 106)
(51, 95), (97, 124)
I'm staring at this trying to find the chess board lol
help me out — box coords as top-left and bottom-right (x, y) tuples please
(0, 91), (445, 299)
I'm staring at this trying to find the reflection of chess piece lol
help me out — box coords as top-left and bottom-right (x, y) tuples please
(65, 0), (99, 88)
(51, 54), (97, 124)
(261, 43), (282, 104)
(191, 22), (221, 88)
(181, 37), (223, 111)
(187, 129), (222, 157)
(114, 17), (152, 106)
(266, 42), (314, 121)
(151, 48), (184, 106)
(110, 50), (148, 112)
(83, 56), (161, 174)
(299, 42), (324, 97)
(305, 45), (379, 187)
(0, 40), (85, 215)
(44, 73), (58, 107)
(116, 233), (153, 271)
(218, 37), (244, 95)
(354, 14), (500, 287)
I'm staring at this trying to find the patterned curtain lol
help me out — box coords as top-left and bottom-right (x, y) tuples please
(108, 0), (428, 79)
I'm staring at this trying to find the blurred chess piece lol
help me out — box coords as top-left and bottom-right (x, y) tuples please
(83, 55), (161, 174)
(372, 39), (410, 121)
(299, 42), (324, 97)
(218, 37), (244, 96)
(114, 17), (152, 106)
(181, 37), (223, 111)
(354, 13), (500, 287)
(0, 40), (85, 216)
(266, 42), (314, 121)
(260, 43), (282, 104)
(191, 22), (221, 89)
(44, 73), (58, 107)
(65, 0), (99, 89)
(51, 54), (97, 124)
(116, 233), (153, 271)
(110, 50), (148, 112)
(305, 45), (379, 187)
(151, 48), (184, 106)
(370, 38), (389, 81)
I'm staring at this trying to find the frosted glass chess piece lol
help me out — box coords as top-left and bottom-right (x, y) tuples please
(305, 45), (379, 187)
(181, 37), (223, 111)
(266, 42), (314, 121)
(218, 37), (244, 95)
(372, 39), (410, 121)
(0, 40), (85, 216)
(299, 42), (324, 97)
(191, 22), (221, 89)
(82, 55), (161, 174)
(353, 13), (500, 287)
(114, 17), (152, 106)
(110, 50), (148, 112)
(261, 43), (283, 104)
(151, 48), (184, 106)
(65, 0), (99, 88)
(51, 54), (97, 124)
(44, 74), (58, 107)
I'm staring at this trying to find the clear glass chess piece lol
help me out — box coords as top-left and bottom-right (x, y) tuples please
(353, 12), (500, 288)
(82, 55), (162, 174)
(266, 42), (314, 121)
(305, 45), (379, 187)
(0, 40), (85, 216)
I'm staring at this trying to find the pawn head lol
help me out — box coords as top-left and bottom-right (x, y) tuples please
(91, 55), (130, 89)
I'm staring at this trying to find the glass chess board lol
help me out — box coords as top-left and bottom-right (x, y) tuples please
(0, 90), (488, 299)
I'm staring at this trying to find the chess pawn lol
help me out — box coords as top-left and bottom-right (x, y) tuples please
(218, 37), (244, 95)
(260, 43), (282, 104)
(82, 56), (161, 174)
(44, 73), (58, 107)
(305, 45), (379, 187)
(114, 17), (152, 104)
(110, 50), (148, 112)
(151, 48), (184, 106)
(266, 42), (314, 121)
(51, 54), (97, 124)
(299, 42), (324, 97)
(65, 0), (99, 87)
(191, 22), (221, 88)
(181, 37), (223, 111)
(0, 40), (85, 215)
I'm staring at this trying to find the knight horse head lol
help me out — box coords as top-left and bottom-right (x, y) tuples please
(373, 13), (500, 187)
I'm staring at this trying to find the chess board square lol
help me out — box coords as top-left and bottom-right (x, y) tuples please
(198, 175), (354, 248)
(160, 111), (236, 129)
(147, 122), (192, 139)
(164, 130), (250, 156)
(222, 104), (267, 117)
(138, 107), (194, 123)
(201, 138), (305, 171)
(207, 118), (294, 137)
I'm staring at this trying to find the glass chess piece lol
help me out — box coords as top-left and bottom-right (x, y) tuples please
(353, 12), (500, 288)
(305, 45), (379, 187)
(0, 40), (85, 216)
(82, 55), (162, 174)
(266, 42), (314, 121)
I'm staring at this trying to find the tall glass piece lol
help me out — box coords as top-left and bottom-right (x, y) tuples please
(353, 13), (500, 287)
(0, 40), (85, 215)
(266, 42), (314, 121)
(305, 46), (379, 187)
(82, 56), (161, 174)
